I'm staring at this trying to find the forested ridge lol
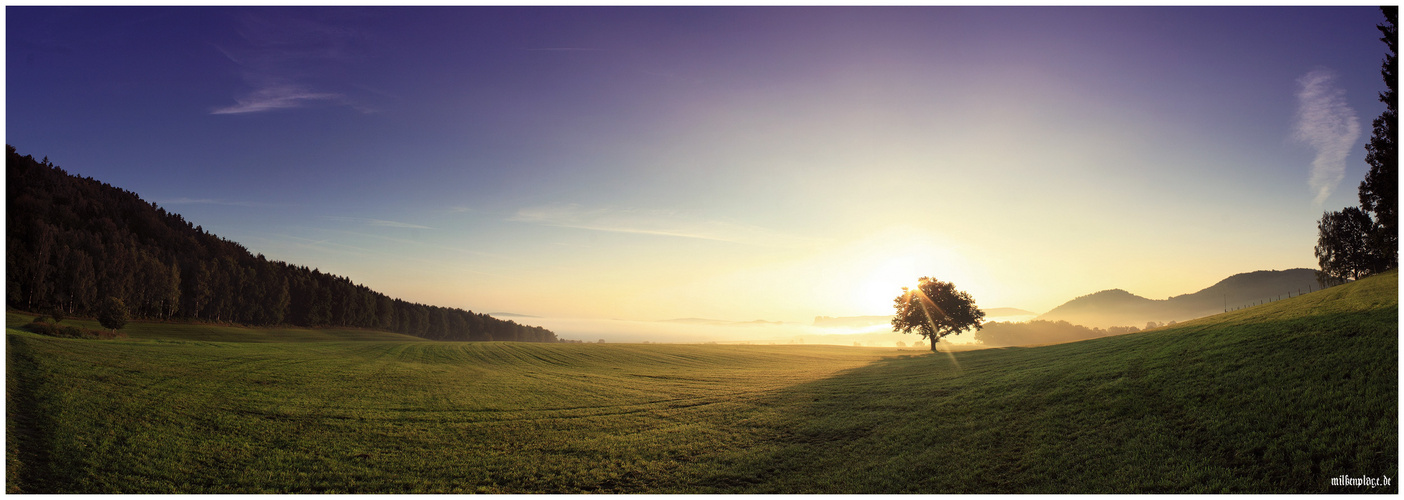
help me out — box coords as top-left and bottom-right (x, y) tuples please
(5, 145), (558, 342)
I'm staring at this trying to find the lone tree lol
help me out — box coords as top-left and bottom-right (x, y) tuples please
(891, 277), (986, 352)
(97, 296), (129, 334)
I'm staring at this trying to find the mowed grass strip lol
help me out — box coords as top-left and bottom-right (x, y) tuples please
(5, 326), (893, 493)
(6, 270), (1397, 493)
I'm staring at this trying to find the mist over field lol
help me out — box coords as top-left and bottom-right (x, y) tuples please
(516, 313), (1031, 346)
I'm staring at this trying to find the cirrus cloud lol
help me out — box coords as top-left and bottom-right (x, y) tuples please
(210, 11), (365, 115)
(1293, 68), (1361, 206)
(509, 203), (824, 248)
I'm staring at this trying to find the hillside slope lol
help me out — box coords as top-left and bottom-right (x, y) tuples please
(6, 146), (555, 342)
(1037, 268), (1321, 328)
(745, 269), (1397, 492)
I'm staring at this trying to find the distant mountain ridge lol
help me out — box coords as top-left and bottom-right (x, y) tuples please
(1036, 269), (1321, 328)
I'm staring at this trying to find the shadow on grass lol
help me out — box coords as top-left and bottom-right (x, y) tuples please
(696, 308), (1397, 493)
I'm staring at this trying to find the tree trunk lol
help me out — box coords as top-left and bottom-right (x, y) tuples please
(929, 337), (936, 351)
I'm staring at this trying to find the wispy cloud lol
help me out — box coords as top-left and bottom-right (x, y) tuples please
(270, 234), (372, 258)
(160, 197), (266, 207)
(1294, 68), (1362, 206)
(509, 203), (823, 248)
(212, 84), (343, 115)
(211, 11), (363, 115)
(323, 216), (433, 230)
(522, 47), (602, 52)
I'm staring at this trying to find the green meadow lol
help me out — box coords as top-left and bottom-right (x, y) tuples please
(6, 271), (1397, 493)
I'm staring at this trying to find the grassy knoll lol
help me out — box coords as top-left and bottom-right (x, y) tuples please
(6, 271), (1397, 493)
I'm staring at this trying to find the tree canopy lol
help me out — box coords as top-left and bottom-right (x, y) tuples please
(6, 146), (558, 343)
(891, 277), (985, 351)
(1316, 206), (1376, 283)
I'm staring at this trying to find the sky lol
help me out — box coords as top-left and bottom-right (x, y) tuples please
(5, 6), (1393, 341)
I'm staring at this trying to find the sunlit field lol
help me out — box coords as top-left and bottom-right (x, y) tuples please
(7, 271), (1396, 493)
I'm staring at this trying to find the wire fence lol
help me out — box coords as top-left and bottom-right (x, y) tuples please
(1221, 279), (1346, 313)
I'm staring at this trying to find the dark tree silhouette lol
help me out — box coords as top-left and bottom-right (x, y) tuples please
(1316, 8), (1398, 281)
(1360, 6), (1399, 272)
(1316, 207), (1375, 283)
(97, 296), (129, 334)
(891, 277), (986, 351)
(5, 146), (559, 343)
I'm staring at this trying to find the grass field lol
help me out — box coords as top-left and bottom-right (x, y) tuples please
(6, 270), (1398, 493)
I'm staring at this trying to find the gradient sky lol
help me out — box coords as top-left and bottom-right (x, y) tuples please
(6, 6), (1391, 331)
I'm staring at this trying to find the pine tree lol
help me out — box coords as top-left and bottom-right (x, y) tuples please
(1359, 6), (1398, 270)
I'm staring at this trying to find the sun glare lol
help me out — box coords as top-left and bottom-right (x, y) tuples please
(855, 256), (923, 314)
(842, 229), (979, 317)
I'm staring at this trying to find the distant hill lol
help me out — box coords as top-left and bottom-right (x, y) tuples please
(984, 307), (1037, 318)
(1036, 269), (1322, 328)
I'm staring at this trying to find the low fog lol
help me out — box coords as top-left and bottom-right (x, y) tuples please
(510, 311), (1038, 347)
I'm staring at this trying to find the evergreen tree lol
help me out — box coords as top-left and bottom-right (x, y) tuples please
(1360, 6), (1399, 271)
(5, 146), (557, 342)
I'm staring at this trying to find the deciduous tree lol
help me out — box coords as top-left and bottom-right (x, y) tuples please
(891, 277), (986, 351)
(1316, 206), (1375, 283)
(97, 296), (129, 334)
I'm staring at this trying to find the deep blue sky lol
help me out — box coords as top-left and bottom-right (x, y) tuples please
(6, 6), (1391, 328)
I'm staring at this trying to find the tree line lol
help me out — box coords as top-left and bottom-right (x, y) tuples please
(1316, 7), (1398, 284)
(6, 145), (558, 343)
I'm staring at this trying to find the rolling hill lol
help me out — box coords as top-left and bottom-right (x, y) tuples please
(1036, 268), (1321, 328)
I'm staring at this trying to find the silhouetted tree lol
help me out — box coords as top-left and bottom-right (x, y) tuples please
(97, 296), (129, 334)
(891, 277), (986, 351)
(1316, 206), (1375, 282)
(1360, 6), (1399, 271)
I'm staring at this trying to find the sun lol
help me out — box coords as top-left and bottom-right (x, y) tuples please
(853, 254), (925, 315)
(842, 230), (977, 317)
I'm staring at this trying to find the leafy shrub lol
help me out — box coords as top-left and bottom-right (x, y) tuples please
(23, 322), (57, 336)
